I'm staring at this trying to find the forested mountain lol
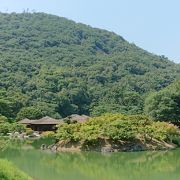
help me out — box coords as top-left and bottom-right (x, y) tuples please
(0, 12), (180, 120)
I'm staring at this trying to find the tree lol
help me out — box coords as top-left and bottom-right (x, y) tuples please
(0, 12), (179, 119)
(144, 79), (180, 122)
(16, 107), (43, 120)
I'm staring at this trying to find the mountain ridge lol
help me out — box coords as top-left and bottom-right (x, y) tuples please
(0, 12), (179, 119)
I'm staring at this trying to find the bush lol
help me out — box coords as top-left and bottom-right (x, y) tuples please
(0, 123), (26, 135)
(41, 131), (55, 138)
(26, 128), (34, 135)
(56, 113), (180, 144)
(145, 122), (180, 141)
(11, 123), (26, 133)
(0, 115), (8, 123)
(0, 123), (11, 135)
(56, 123), (80, 141)
(172, 136), (180, 146)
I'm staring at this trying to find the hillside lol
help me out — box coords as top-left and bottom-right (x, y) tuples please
(0, 12), (179, 119)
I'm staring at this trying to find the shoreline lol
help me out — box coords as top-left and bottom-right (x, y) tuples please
(55, 139), (177, 153)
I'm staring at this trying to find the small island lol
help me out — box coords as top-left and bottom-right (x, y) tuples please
(1, 113), (179, 153)
(55, 113), (180, 152)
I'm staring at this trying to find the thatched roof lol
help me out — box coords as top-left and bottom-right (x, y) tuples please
(66, 114), (89, 123)
(18, 118), (33, 124)
(18, 116), (63, 125)
(31, 116), (63, 125)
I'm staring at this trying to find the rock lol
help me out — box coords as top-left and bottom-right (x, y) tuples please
(51, 145), (58, 152)
(131, 144), (143, 151)
(101, 146), (113, 153)
(33, 132), (40, 137)
(41, 144), (47, 150)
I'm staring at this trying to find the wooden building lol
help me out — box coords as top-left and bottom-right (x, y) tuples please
(63, 114), (89, 124)
(18, 118), (33, 128)
(18, 116), (63, 131)
(18, 115), (89, 132)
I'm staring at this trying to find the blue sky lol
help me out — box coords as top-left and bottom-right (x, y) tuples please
(0, 0), (179, 63)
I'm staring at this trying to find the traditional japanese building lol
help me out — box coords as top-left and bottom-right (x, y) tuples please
(18, 116), (63, 131)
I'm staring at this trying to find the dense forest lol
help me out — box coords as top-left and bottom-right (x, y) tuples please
(145, 79), (180, 122)
(0, 12), (180, 120)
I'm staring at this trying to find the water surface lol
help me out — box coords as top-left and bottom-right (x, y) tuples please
(1, 148), (180, 180)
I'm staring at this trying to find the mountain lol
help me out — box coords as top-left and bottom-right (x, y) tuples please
(0, 12), (179, 119)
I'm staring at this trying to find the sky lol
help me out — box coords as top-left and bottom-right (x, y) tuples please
(0, 0), (179, 63)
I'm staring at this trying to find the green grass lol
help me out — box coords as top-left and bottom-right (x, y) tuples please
(0, 159), (32, 180)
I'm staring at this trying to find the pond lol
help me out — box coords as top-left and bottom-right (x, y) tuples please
(1, 148), (180, 180)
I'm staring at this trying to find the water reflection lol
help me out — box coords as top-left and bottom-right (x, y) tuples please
(1, 148), (180, 180)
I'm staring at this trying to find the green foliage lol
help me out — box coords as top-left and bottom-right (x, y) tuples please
(0, 90), (27, 119)
(0, 115), (8, 123)
(145, 122), (179, 141)
(41, 131), (55, 138)
(10, 123), (26, 133)
(0, 123), (11, 135)
(0, 159), (32, 180)
(25, 128), (34, 136)
(145, 79), (180, 122)
(0, 12), (179, 119)
(0, 122), (25, 135)
(0, 138), (10, 151)
(56, 113), (180, 144)
(16, 106), (43, 120)
(56, 123), (81, 141)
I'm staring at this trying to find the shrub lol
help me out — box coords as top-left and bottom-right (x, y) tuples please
(26, 128), (34, 135)
(10, 123), (26, 133)
(145, 122), (180, 141)
(0, 123), (11, 135)
(56, 113), (180, 144)
(0, 115), (8, 123)
(0, 122), (26, 135)
(56, 123), (81, 141)
(41, 131), (55, 138)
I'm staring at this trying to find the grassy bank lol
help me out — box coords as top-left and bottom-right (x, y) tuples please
(0, 159), (32, 180)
